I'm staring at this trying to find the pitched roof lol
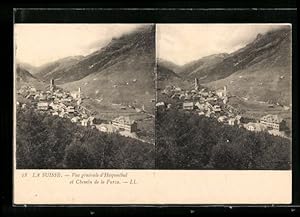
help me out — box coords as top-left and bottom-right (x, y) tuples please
(37, 102), (48, 106)
(261, 114), (283, 123)
(183, 102), (194, 106)
(112, 116), (135, 125)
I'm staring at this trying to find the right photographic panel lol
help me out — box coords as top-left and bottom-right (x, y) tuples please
(155, 24), (292, 170)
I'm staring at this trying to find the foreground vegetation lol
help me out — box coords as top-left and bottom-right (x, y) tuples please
(16, 108), (291, 170)
(156, 109), (291, 170)
(16, 108), (155, 169)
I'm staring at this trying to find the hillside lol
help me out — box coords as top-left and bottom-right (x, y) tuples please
(35, 55), (84, 82)
(17, 108), (155, 169)
(17, 62), (39, 74)
(177, 53), (229, 79)
(162, 27), (292, 106)
(58, 25), (156, 110)
(156, 63), (193, 90)
(206, 27), (292, 105)
(15, 66), (45, 90)
(37, 25), (155, 84)
(157, 63), (180, 81)
(156, 109), (291, 170)
(178, 27), (291, 83)
(157, 58), (181, 73)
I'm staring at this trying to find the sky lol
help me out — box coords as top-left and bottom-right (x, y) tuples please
(157, 24), (288, 65)
(15, 24), (143, 67)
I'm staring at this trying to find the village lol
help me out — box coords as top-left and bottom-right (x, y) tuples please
(157, 78), (289, 138)
(16, 76), (289, 141)
(16, 79), (141, 140)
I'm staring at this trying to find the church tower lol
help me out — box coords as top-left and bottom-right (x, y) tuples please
(223, 85), (227, 97)
(78, 87), (81, 99)
(194, 78), (199, 90)
(50, 79), (55, 92)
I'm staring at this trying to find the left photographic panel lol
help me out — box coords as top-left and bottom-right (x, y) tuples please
(14, 24), (156, 169)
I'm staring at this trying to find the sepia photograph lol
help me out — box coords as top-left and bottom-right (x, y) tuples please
(15, 24), (156, 169)
(15, 23), (292, 171)
(156, 24), (292, 170)
(9, 5), (296, 206)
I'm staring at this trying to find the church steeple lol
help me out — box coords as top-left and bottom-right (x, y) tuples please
(194, 78), (199, 90)
(50, 79), (55, 92)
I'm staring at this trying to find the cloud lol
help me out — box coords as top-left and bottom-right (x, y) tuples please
(15, 24), (288, 67)
(157, 24), (287, 65)
(15, 24), (143, 67)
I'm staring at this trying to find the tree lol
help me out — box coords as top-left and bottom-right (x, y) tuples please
(63, 141), (96, 169)
(16, 108), (155, 169)
(155, 109), (291, 170)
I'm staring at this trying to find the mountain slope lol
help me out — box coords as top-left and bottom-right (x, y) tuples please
(206, 27), (292, 105)
(157, 64), (180, 81)
(159, 27), (291, 106)
(59, 25), (156, 110)
(16, 66), (45, 90)
(157, 58), (181, 73)
(177, 53), (229, 79)
(17, 62), (39, 74)
(35, 56), (84, 82)
(157, 63), (181, 90)
(198, 27), (291, 83)
(37, 25), (155, 85)
(156, 61), (196, 91)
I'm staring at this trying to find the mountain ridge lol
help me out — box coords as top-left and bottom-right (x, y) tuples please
(58, 25), (156, 110)
(36, 25), (155, 84)
(16, 66), (45, 90)
(159, 27), (291, 105)
(206, 27), (291, 105)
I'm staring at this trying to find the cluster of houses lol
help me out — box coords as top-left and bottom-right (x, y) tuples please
(244, 114), (287, 137)
(17, 78), (288, 139)
(157, 78), (288, 137)
(157, 78), (237, 122)
(17, 79), (139, 138)
(95, 116), (138, 139)
(17, 80), (95, 127)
